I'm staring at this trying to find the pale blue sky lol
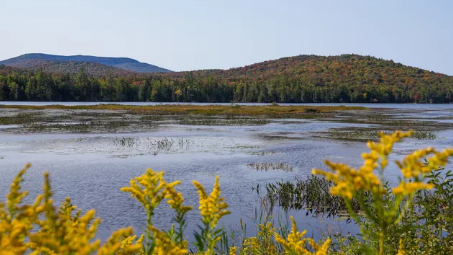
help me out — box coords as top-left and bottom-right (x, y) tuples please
(1, 0), (452, 74)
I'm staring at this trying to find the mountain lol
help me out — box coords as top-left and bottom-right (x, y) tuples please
(166, 54), (448, 80)
(0, 53), (172, 73)
(0, 59), (135, 76)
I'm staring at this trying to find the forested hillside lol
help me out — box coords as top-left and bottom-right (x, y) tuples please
(0, 59), (134, 76)
(1, 54), (452, 103)
(0, 53), (172, 73)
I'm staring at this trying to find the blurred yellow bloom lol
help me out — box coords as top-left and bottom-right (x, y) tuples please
(313, 131), (416, 200)
(275, 216), (330, 255)
(165, 180), (192, 215)
(229, 246), (238, 255)
(392, 182), (435, 196)
(396, 239), (406, 255)
(149, 226), (188, 255)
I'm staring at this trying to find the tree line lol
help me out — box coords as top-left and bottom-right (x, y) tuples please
(1, 54), (453, 103)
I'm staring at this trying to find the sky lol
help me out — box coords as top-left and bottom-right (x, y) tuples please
(0, 0), (452, 74)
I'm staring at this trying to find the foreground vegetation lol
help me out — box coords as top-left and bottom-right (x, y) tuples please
(1, 131), (453, 254)
(2, 55), (453, 103)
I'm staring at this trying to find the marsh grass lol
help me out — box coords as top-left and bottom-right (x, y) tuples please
(413, 131), (437, 140)
(248, 151), (278, 156)
(140, 115), (164, 121)
(113, 137), (194, 153)
(247, 163), (294, 172)
(263, 176), (360, 218)
(178, 118), (270, 126)
(0, 104), (366, 117)
(329, 129), (438, 141)
(328, 129), (390, 140)
(0, 104), (367, 134)
(23, 120), (130, 133)
(0, 112), (39, 125)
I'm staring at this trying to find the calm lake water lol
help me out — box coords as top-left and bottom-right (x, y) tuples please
(1, 102), (453, 242)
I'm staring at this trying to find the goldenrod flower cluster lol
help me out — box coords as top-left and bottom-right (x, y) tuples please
(193, 176), (230, 229)
(241, 222), (278, 255)
(0, 164), (141, 255)
(165, 180), (192, 215)
(313, 130), (453, 255)
(120, 169), (170, 213)
(312, 131), (414, 200)
(274, 216), (330, 255)
(149, 226), (188, 255)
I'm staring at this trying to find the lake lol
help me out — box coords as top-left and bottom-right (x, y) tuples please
(1, 102), (453, 242)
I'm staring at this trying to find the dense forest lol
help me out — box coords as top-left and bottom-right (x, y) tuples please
(1, 54), (453, 103)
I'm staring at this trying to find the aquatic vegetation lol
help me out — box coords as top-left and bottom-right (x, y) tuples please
(328, 129), (383, 140)
(114, 137), (137, 147)
(247, 163), (294, 172)
(263, 176), (358, 217)
(0, 105), (368, 134)
(23, 120), (130, 133)
(329, 129), (438, 141)
(0, 104), (366, 118)
(412, 131), (437, 140)
(178, 118), (270, 126)
(248, 151), (277, 156)
(0, 112), (39, 125)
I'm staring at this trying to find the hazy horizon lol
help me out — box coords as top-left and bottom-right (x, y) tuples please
(1, 0), (452, 75)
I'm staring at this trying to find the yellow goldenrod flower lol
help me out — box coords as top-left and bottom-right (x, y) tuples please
(121, 168), (168, 212)
(229, 246), (238, 255)
(275, 216), (330, 255)
(149, 226), (188, 255)
(397, 239), (406, 255)
(392, 182), (435, 196)
(193, 176), (230, 229)
(165, 180), (193, 215)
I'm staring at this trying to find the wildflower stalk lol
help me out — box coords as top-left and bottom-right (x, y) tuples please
(313, 130), (453, 254)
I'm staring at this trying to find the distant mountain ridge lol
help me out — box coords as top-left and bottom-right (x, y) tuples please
(0, 53), (172, 73)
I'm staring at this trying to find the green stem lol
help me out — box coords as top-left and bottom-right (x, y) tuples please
(379, 229), (384, 255)
(146, 210), (154, 255)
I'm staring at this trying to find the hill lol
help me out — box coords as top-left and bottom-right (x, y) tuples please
(0, 59), (134, 76)
(0, 53), (172, 73)
(167, 54), (449, 80)
(1, 54), (452, 103)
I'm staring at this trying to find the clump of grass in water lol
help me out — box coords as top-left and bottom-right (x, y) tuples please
(114, 137), (137, 147)
(140, 115), (163, 121)
(23, 120), (129, 133)
(151, 137), (193, 153)
(413, 131), (437, 140)
(178, 118), (270, 126)
(113, 137), (193, 153)
(328, 129), (386, 140)
(0, 112), (38, 125)
(247, 163), (293, 172)
(329, 129), (437, 141)
(154, 137), (174, 151)
(263, 176), (360, 218)
(248, 151), (277, 156)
